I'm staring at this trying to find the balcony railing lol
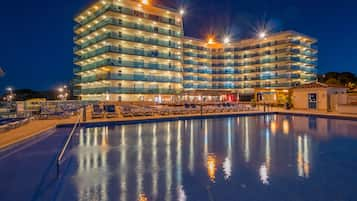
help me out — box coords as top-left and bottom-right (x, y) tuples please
(75, 4), (180, 30)
(183, 84), (212, 89)
(74, 46), (181, 62)
(74, 59), (182, 73)
(74, 32), (180, 52)
(79, 87), (182, 94)
(183, 76), (211, 81)
(74, 18), (181, 41)
(77, 73), (182, 84)
(212, 82), (297, 89)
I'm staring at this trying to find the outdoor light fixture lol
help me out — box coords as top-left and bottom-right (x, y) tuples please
(141, 0), (149, 5)
(57, 85), (69, 101)
(259, 31), (267, 39)
(179, 9), (185, 15)
(208, 38), (214, 44)
(223, 37), (231, 44)
(5, 87), (15, 102)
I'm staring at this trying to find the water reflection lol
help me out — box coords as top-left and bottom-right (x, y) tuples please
(297, 135), (311, 178)
(207, 154), (217, 182)
(152, 123), (158, 199)
(223, 119), (232, 180)
(77, 127), (109, 201)
(69, 115), (357, 201)
(120, 126), (126, 201)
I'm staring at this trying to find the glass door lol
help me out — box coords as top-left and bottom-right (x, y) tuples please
(308, 93), (317, 109)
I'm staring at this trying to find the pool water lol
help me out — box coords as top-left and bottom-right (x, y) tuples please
(1, 115), (357, 201)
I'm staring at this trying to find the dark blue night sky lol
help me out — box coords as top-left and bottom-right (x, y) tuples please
(0, 0), (356, 90)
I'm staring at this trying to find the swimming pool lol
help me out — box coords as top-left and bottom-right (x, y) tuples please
(1, 114), (357, 201)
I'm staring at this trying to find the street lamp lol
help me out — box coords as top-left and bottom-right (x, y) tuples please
(57, 85), (69, 101)
(5, 87), (15, 102)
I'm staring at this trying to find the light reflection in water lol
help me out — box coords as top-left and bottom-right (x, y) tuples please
(223, 119), (232, 180)
(203, 120), (208, 170)
(138, 193), (148, 201)
(207, 154), (217, 182)
(166, 122), (172, 201)
(70, 115), (357, 201)
(176, 121), (185, 200)
(137, 124), (143, 200)
(283, 119), (290, 135)
(77, 127), (108, 201)
(243, 117), (250, 163)
(260, 127), (271, 185)
(152, 124), (158, 199)
(189, 120), (194, 173)
(270, 121), (277, 135)
(177, 185), (187, 201)
(297, 135), (311, 178)
(120, 126), (126, 201)
(259, 164), (269, 185)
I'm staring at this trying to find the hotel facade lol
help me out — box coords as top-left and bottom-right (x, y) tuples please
(73, 0), (317, 103)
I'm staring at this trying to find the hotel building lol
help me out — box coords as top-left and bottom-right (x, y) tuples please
(73, 0), (317, 103)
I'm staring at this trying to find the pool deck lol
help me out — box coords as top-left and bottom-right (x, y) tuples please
(1, 108), (357, 150)
(0, 117), (77, 150)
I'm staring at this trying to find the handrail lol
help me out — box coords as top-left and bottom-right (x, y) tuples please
(56, 112), (81, 178)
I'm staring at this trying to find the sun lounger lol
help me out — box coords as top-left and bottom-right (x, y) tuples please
(120, 106), (133, 117)
(132, 108), (145, 116)
(104, 105), (119, 118)
(91, 104), (104, 118)
(142, 107), (154, 116)
(0, 118), (30, 132)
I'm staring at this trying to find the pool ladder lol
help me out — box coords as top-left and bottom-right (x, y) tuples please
(56, 113), (81, 178)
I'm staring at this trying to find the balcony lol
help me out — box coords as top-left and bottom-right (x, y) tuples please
(75, 4), (180, 30)
(183, 84), (211, 89)
(74, 18), (181, 41)
(79, 87), (182, 94)
(74, 32), (180, 52)
(74, 46), (181, 62)
(74, 59), (182, 73)
(290, 57), (317, 65)
(78, 73), (182, 83)
(183, 52), (210, 59)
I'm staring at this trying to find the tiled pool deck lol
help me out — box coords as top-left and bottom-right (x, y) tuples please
(1, 108), (357, 150)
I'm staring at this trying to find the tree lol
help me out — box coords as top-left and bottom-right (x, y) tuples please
(319, 72), (357, 87)
(325, 78), (339, 85)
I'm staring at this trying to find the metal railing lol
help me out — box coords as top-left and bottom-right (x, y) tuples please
(56, 113), (81, 178)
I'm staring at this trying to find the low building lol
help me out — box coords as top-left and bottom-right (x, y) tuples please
(291, 82), (347, 111)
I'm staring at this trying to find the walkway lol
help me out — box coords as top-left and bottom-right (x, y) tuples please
(0, 117), (77, 150)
